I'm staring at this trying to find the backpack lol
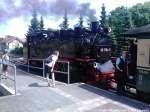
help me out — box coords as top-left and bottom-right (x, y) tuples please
(44, 55), (52, 64)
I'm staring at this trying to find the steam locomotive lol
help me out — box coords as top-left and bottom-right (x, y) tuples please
(26, 21), (113, 86)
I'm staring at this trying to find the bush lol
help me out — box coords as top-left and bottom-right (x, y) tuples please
(10, 47), (23, 56)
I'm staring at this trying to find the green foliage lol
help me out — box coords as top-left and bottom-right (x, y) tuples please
(27, 10), (40, 35)
(129, 2), (150, 27)
(109, 6), (132, 36)
(100, 4), (108, 28)
(10, 47), (23, 55)
(109, 2), (150, 36)
(108, 2), (150, 56)
(60, 9), (69, 30)
(39, 16), (44, 31)
(108, 6), (131, 56)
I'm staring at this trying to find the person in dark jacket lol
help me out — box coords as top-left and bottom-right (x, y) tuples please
(116, 51), (128, 95)
(129, 40), (137, 77)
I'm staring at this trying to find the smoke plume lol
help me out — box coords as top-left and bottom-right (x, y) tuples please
(0, 0), (97, 22)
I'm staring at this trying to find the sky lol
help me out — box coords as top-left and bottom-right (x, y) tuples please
(0, 0), (149, 39)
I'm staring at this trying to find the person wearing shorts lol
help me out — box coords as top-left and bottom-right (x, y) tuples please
(2, 50), (9, 78)
(45, 50), (59, 87)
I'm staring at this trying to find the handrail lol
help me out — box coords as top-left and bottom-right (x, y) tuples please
(0, 60), (17, 95)
(54, 61), (70, 84)
(10, 57), (70, 84)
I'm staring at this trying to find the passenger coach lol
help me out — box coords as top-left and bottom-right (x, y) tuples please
(123, 24), (150, 100)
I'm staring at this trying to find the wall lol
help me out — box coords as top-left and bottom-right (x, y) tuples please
(137, 39), (150, 68)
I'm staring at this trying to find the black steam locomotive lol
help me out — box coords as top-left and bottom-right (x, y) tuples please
(26, 21), (113, 84)
(27, 22), (112, 60)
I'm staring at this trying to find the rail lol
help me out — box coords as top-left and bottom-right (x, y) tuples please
(0, 60), (17, 95)
(10, 58), (70, 84)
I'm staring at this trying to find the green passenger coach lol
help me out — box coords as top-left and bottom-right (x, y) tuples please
(123, 24), (150, 100)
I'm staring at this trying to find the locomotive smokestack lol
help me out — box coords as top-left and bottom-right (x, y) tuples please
(91, 21), (99, 33)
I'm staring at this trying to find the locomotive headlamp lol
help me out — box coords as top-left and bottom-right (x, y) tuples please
(93, 62), (98, 68)
(108, 27), (111, 33)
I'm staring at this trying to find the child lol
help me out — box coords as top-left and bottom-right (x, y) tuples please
(45, 50), (59, 87)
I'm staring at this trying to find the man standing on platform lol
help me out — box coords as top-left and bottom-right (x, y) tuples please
(116, 51), (128, 95)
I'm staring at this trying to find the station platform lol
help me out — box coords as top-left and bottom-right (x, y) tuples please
(0, 68), (150, 112)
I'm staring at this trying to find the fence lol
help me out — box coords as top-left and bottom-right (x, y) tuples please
(0, 60), (17, 95)
(10, 57), (70, 84)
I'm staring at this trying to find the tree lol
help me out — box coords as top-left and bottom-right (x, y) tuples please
(10, 47), (23, 56)
(108, 6), (133, 56)
(39, 16), (44, 31)
(129, 2), (150, 27)
(100, 4), (108, 28)
(61, 9), (69, 30)
(109, 2), (150, 37)
(26, 10), (40, 58)
(27, 10), (40, 36)
(79, 14), (83, 28)
(101, 2), (150, 56)
(108, 6), (132, 36)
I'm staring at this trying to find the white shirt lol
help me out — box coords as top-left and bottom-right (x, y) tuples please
(46, 55), (58, 68)
(116, 56), (127, 65)
(95, 60), (114, 73)
(2, 54), (9, 64)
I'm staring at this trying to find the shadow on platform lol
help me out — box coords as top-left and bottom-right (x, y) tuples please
(79, 84), (150, 110)
(28, 82), (48, 87)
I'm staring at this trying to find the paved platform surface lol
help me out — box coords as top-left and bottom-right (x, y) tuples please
(0, 68), (150, 112)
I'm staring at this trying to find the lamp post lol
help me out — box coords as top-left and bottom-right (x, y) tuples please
(27, 34), (31, 59)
